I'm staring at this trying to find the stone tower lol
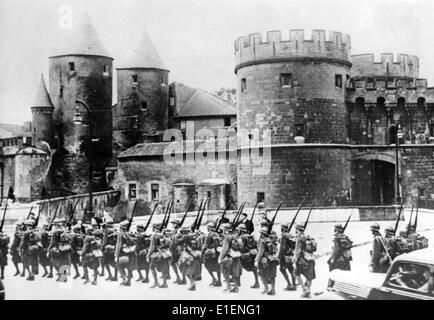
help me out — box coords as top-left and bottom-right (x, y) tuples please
(234, 29), (352, 207)
(48, 13), (113, 195)
(31, 74), (54, 148)
(113, 30), (169, 154)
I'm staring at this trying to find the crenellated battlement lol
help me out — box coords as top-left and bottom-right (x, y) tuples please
(234, 29), (351, 70)
(351, 53), (419, 78)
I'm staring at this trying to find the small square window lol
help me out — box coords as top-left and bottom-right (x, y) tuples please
(141, 101), (147, 111)
(103, 65), (109, 73)
(280, 73), (293, 87)
(132, 74), (138, 84)
(295, 124), (304, 137)
(224, 117), (231, 127)
(128, 184), (137, 200)
(335, 74), (342, 88)
(69, 62), (75, 72)
(257, 192), (265, 203)
(241, 78), (247, 92)
(151, 184), (159, 201)
(207, 191), (211, 199)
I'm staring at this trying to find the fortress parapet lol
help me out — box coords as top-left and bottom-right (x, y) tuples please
(351, 53), (419, 78)
(234, 29), (351, 72)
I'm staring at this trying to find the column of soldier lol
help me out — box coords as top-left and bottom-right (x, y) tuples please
(0, 196), (429, 298)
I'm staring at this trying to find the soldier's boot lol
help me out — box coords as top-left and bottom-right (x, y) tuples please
(105, 266), (113, 281)
(41, 266), (48, 277)
(47, 265), (53, 278)
(83, 267), (90, 284)
(13, 262), (20, 276)
(20, 267), (26, 277)
(136, 269), (144, 282)
(251, 270), (260, 288)
(73, 264), (81, 279)
(1, 266), (4, 279)
(222, 274), (231, 291)
(159, 274), (168, 288)
(207, 269), (217, 286)
(112, 267), (118, 282)
(230, 277), (239, 293)
(91, 268), (98, 285)
(172, 265), (181, 284)
(187, 276), (196, 291)
(267, 278), (276, 295)
(26, 273), (35, 281)
(260, 276), (269, 294)
(150, 269), (160, 288)
(142, 268), (149, 283)
(179, 274), (187, 285)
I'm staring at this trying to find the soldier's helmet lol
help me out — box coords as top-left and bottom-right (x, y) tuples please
(180, 226), (190, 233)
(281, 223), (290, 231)
(260, 226), (269, 235)
(334, 224), (344, 232)
(72, 224), (82, 232)
(136, 224), (145, 231)
(105, 218), (114, 225)
(236, 223), (248, 233)
(207, 221), (216, 230)
(295, 223), (305, 232)
(257, 202), (265, 209)
(24, 219), (34, 226)
(406, 224), (416, 232)
(259, 219), (269, 227)
(152, 222), (162, 231)
(52, 218), (63, 226)
(119, 220), (129, 230)
(221, 223), (232, 231)
(170, 218), (181, 226)
(15, 222), (23, 229)
(370, 222), (380, 231)
(42, 223), (50, 229)
(385, 226), (395, 234)
(399, 230), (408, 237)
(85, 226), (94, 234)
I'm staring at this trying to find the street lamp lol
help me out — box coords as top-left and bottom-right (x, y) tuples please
(393, 113), (402, 204)
(73, 99), (95, 222)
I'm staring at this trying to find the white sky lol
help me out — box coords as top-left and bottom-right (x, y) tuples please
(1, 0), (434, 124)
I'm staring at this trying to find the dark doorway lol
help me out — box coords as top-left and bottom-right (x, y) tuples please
(371, 160), (395, 205)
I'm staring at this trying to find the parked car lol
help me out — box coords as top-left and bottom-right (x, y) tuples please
(328, 248), (434, 300)
(0, 278), (4, 300)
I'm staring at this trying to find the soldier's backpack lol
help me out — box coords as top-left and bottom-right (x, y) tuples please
(338, 234), (353, 250)
(302, 235), (317, 253)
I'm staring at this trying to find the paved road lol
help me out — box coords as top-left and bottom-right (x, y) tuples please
(3, 229), (433, 300)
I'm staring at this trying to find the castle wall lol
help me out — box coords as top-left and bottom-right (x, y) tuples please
(351, 53), (419, 78)
(31, 106), (53, 147)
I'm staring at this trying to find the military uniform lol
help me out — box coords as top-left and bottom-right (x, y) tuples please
(384, 226), (400, 261)
(328, 224), (352, 271)
(81, 226), (101, 285)
(201, 222), (222, 287)
(47, 219), (71, 281)
(169, 219), (185, 284)
(278, 223), (297, 290)
(9, 223), (24, 276)
(218, 223), (243, 293)
(147, 223), (171, 288)
(115, 221), (137, 286)
(0, 231), (9, 279)
(70, 224), (85, 279)
(101, 219), (118, 281)
(238, 224), (260, 288)
(178, 226), (202, 290)
(37, 224), (52, 277)
(369, 223), (389, 273)
(19, 220), (40, 281)
(294, 224), (317, 298)
(135, 224), (150, 283)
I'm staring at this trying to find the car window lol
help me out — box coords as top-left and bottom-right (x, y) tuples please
(386, 262), (434, 296)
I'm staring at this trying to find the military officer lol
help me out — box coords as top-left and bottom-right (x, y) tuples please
(201, 221), (222, 287)
(114, 220), (137, 286)
(278, 222), (297, 291)
(328, 224), (353, 271)
(237, 223), (260, 289)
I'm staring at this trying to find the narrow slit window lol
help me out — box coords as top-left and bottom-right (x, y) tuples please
(241, 78), (247, 92)
(132, 74), (138, 84)
(280, 73), (293, 87)
(69, 62), (75, 72)
(335, 74), (342, 88)
(128, 183), (137, 200)
(151, 184), (159, 201)
(141, 101), (147, 111)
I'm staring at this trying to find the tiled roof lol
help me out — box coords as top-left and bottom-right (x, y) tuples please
(0, 124), (30, 139)
(118, 30), (166, 70)
(173, 82), (236, 118)
(50, 13), (112, 58)
(32, 75), (53, 108)
(117, 138), (237, 159)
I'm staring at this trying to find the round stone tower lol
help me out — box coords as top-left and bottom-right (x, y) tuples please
(48, 13), (113, 195)
(113, 30), (169, 154)
(31, 74), (54, 148)
(235, 29), (353, 207)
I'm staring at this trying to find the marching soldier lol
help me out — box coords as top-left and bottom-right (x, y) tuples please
(37, 223), (52, 277)
(135, 224), (150, 283)
(91, 219), (104, 277)
(178, 226), (202, 291)
(293, 223), (317, 298)
(328, 224), (353, 271)
(80, 226), (100, 285)
(369, 222), (389, 273)
(101, 218), (118, 281)
(254, 226), (278, 295)
(201, 222), (222, 287)
(218, 223), (243, 293)
(147, 223), (171, 288)
(278, 223), (297, 291)
(169, 219), (185, 284)
(257, 203), (270, 225)
(10, 223), (24, 276)
(47, 218), (71, 281)
(19, 219), (40, 281)
(384, 226), (399, 261)
(237, 224), (260, 289)
(114, 220), (137, 286)
(0, 229), (9, 279)
(70, 224), (85, 279)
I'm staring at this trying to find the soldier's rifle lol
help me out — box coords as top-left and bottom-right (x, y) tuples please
(393, 202), (405, 235)
(195, 198), (208, 230)
(407, 200), (415, 236)
(414, 204), (419, 232)
(48, 201), (62, 231)
(179, 198), (194, 227)
(287, 197), (306, 233)
(67, 199), (81, 230)
(267, 200), (284, 235)
(215, 208), (227, 232)
(342, 213), (353, 234)
(159, 199), (172, 232)
(249, 202), (259, 222)
(231, 201), (246, 230)
(127, 200), (139, 232)
(0, 201), (8, 233)
(191, 199), (204, 230)
(163, 199), (174, 230)
(26, 206), (34, 220)
(34, 201), (45, 228)
(303, 200), (315, 231)
(144, 202), (159, 232)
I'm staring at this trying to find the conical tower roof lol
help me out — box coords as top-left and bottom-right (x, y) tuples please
(50, 13), (112, 59)
(118, 30), (167, 70)
(32, 75), (53, 108)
